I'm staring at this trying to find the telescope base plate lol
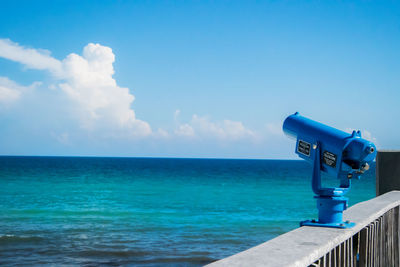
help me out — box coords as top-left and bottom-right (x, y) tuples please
(300, 220), (355, 229)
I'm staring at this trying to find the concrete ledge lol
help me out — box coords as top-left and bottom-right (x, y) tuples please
(206, 191), (400, 267)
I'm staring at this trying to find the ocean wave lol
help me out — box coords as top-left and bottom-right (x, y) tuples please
(0, 234), (44, 244)
(6, 209), (134, 217)
(78, 249), (150, 258)
(136, 256), (217, 265)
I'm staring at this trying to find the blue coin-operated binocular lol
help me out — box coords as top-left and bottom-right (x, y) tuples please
(283, 112), (377, 228)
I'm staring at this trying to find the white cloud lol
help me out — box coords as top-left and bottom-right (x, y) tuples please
(192, 115), (255, 140)
(0, 39), (62, 76)
(0, 39), (260, 143)
(175, 123), (195, 137)
(175, 114), (255, 141)
(174, 109), (181, 121)
(0, 78), (21, 103)
(0, 38), (274, 148)
(58, 43), (151, 135)
(0, 77), (40, 104)
(0, 39), (151, 137)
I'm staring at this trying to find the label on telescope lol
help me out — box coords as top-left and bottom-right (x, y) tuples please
(323, 151), (337, 168)
(297, 140), (311, 156)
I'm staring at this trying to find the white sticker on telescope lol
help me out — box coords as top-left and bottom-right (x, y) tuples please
(297, 140), (311, 156)
(323, 151), (337, 168)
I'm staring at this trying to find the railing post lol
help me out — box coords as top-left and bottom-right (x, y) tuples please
(376, 150), (400, 196)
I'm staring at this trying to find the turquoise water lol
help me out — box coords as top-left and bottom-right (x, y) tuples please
(0, 157), (375, 266)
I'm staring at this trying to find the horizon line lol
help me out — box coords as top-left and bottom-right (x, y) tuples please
(0, 154), (299, 161)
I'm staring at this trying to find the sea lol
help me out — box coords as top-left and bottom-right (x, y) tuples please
(0, 156), (376, 266)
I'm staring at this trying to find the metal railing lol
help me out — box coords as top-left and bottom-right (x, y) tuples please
(311, 206), (399, 267)
(206, 191), (400, 267)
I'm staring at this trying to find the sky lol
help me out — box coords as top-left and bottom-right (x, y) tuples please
(0, 0), (399, 159)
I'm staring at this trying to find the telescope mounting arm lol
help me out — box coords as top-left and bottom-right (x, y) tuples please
(311, 141), (350, 197)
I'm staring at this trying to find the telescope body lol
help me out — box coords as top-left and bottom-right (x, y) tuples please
(283, 112), (377, 228)
(283, 112), (376, 180)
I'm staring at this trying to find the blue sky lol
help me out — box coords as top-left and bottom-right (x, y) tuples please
(0, 1), (399, 158)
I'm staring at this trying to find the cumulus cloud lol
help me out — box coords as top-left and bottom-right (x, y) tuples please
(0, 77), (40, 104)
(0, 38), (271, 147)
(58, 43), (151, 135)
(0, 39), (151, 137)
(174, 109), (181, 121)
(175, 114), (255, 141)
(0, 77), (21, 103)
(175, 123), (195, 137)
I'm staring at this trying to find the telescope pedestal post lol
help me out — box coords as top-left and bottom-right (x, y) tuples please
(300, 141), (355, 229)
(300, 196), (355, 228)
